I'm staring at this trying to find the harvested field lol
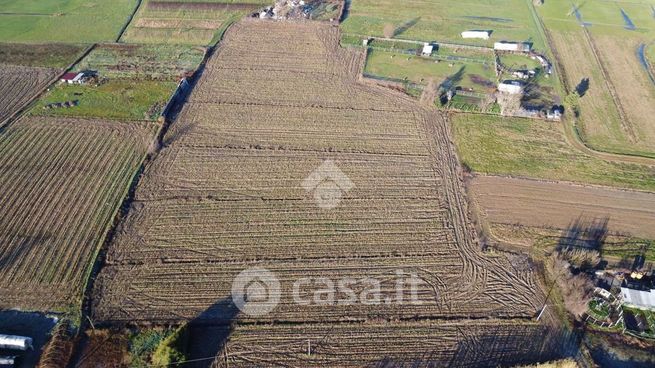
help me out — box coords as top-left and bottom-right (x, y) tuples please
(0, 64), (58, 124)
(93, 20), (551, 364)
(470, 176), (655, 240)
(591, 35), (655, 152)
(547, 30), (626, 153)
(210, 320), (576, 367)
(0, 117), (155, 311)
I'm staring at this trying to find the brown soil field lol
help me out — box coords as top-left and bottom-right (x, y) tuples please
(0, 64), (58, 124)
(0, 117), (155, 311)
(210, 320), (576, 367)
(147, 1), (261, 11)
(92, 20), (558, 365)
(134, 18), (223, 30)
(470, 176), (655, 240)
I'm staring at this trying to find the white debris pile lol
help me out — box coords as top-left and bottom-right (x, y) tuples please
(258, 0), (309, 20)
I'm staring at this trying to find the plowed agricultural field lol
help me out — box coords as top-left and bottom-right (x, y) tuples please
(471, 176), (655, 240)
(0, 65), (58, 124)
(210, 320), (576, 367)
(92, 20), (555, 364)
(0, 117), (155, 311)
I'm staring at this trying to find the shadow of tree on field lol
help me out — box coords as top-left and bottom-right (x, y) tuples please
(446, 324), (581, 368)
(393, 17), (421, 38)
(366, 324), (581, 368)
(575, 78), (590, 97)
(556, 216), (609, 255)
(182, 297), (241, 368)
(439, 66), (466, 91)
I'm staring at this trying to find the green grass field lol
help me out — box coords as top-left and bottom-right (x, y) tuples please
(75, 44), (205, 80)
(537, 0), (655, 157)
(342, 0), (547, 51)
(452, 113), (655, 192)
(0, 0), (138, 43)
(364, 49), (497, 94)
(538, 0), (655, 35)
(31, 79), (176, 121)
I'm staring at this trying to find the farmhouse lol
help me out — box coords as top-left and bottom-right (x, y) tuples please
(621, 287), (655, 311)
(494, 41), (531, 52)
(461, 30), (491, 40)
(60, 72), (78, 84)
(60, 71), (91, 85)
(421, 43), (434, 56)
(498, 80), (524, 94)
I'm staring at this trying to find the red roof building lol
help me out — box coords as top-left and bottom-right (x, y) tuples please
(60, 72), (78, 81)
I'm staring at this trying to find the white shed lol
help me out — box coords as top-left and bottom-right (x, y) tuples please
(0, 334), (33, 351)
(0, 356), (15, 366)
(421, 43), (434, 56)
(498, 80), (524, 94)
(461, 30), (491, 40)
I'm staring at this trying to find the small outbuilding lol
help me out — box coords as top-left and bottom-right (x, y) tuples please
(0, 334), (33, 351)
(421, 43), (434, 56)
(461, 30), (491, 40)
(546, 106), (564, 120)
(498, 80), (524, 94)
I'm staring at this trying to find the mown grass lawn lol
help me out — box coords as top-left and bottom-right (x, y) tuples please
(31, 79), (177, 121)
(342, 0), (546, 51)
(364, 49), (496, 94)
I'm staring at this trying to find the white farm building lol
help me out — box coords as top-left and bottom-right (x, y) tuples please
(0, 334), (33, 351)
(461, 30), (491, 40)
(621, 287), (655, 311)
(498, 80), (524, 94)
(494, 41), (531, 52)
(421, 43), (434, 56)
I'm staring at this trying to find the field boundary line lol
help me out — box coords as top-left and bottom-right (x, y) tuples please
(116, 0), (143, 43)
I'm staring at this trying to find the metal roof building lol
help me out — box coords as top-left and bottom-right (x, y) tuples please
(621, 287), (655, 310)
(421, 43), (434, 56)
(461, 30), (491, 39)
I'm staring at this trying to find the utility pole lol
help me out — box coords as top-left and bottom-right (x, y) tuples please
(307, 339), (311, 356)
